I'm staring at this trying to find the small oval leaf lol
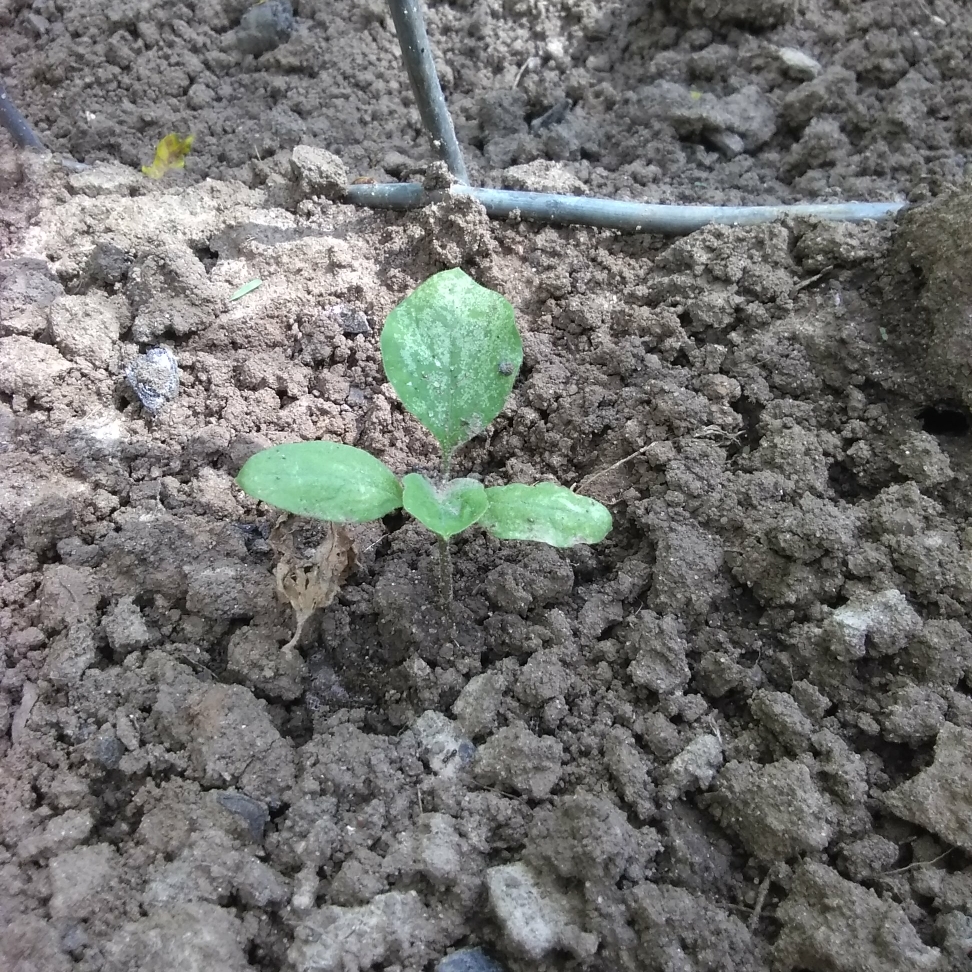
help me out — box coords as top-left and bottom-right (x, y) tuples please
(237, 442), (402, 522)
(480, 483), (612, 547)
(402, 473), (488, 539)
(381, 268), (522, 459)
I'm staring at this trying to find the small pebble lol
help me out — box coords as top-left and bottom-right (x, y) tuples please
(324, 303), (371, 336)
(235, 0), (295, 57)
(437, 946), (505, 972)
(216, 791), (270, 842)
(125, 346), (179, 414)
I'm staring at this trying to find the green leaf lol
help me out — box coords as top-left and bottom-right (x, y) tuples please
(236, 441), (403, 522)
(229, 278), (262, 301)
(381, 268), (522, 459)
(402, 473), (488, 539)
(480, 483), (613, 546)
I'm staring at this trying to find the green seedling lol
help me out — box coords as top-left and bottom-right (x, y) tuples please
(236, 268), (612, 602)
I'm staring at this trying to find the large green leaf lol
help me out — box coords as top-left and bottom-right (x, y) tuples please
(236, 441), (403, 522)
(381, 268), (522, 459)
(480, 483), (612, 546)
(402, 473), (488, 539)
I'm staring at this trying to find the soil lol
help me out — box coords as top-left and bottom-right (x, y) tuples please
(2, 1), (972, 971)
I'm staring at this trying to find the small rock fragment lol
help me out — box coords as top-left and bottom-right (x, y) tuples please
(235, 0), (294, 56)
(437, 946), (505, 972)
(660, 732), (723, 799)
(411, 710), (475, 778)
(291, 145), (348, 201)
(773, 862), (942, 971)
(323, 303), (371, 336)
(777, 47), (823, 80)
(216, 791), (270, 843)
(486, 862), (597, 961)
(125, 346), (179, 414)
(822, 589), (921, 661)
(881, 722), (972, 850)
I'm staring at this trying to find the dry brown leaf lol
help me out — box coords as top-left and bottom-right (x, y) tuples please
(269, 516), (356, 651)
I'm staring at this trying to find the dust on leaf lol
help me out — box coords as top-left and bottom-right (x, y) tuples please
(142, 133), (195, 179)
(269, 516), (356, 650)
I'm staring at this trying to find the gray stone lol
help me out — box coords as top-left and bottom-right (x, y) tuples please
(777, 47), (823, 80)
(216, 791), (270, 842)
(437, 946), (505, 972)
(773, 863), (942, 972)
(486, 862), (597, 961)
(660, 732), (723, 799)
(822, 589), (922, 661)
(291, 145), (348, 201)
(125, 346), (179, 414)
(235, 0), (294, 56)
(882, 723), (972, 851)
(411, 710), (475, 778)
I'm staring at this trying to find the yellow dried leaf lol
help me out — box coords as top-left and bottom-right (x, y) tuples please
(142, 133), (195, 179)
(270, 517), (356, 650)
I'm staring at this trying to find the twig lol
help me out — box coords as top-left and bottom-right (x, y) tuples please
(572, 445), (650, 492)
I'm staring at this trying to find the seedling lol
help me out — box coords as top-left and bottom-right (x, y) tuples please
(236, 268), (612, 602)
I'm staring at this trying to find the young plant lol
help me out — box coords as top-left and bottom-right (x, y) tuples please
(236, 268), (612, 601)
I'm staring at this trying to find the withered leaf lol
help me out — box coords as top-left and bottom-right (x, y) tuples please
(269, 516), (356, 651)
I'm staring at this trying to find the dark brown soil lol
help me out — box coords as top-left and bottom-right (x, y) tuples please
(2, 2), (972, 971)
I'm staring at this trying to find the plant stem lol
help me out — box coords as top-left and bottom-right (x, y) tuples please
(436, 534), (453, 606)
